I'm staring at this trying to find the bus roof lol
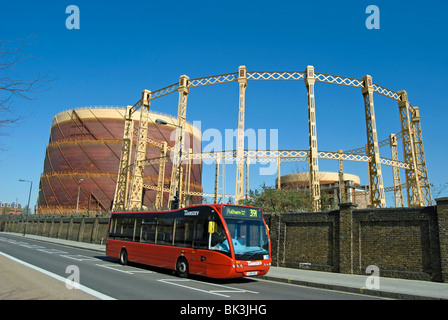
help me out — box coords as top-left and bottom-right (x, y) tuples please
(111, 203), (263, 215)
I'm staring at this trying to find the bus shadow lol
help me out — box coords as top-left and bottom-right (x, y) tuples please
(94, 255), (185, 277)
(94, 255), (117, 263)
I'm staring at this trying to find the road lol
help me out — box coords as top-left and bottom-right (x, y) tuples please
(0, 233), (383, 302)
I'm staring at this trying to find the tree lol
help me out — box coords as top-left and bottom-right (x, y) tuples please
(21, 205), (31, 215)
(240, 183), (337, 213)
(430, 182), (448, 204)
(239, 183), (314, 213)
(0, 37), (52, 137)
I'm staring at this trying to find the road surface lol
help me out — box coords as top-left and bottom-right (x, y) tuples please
(0, 233), (382, 303)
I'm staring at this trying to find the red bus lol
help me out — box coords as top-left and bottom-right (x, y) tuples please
(106, 204), (271, 279)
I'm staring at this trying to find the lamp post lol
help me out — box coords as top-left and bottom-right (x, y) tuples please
(19, 179), (32, 236)
(18, 179), (32, 215)
(155, 119), (182, 210)
(76, 178), (83, 215)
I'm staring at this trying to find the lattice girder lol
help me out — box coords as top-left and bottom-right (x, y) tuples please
(112, 106), (134, 212)
(397, 90), (424, 207)
(362, 75), (386, 208)
(128, 90), (151, 211)
(235, 66), (248, 202)
(114, 66), (431, 211)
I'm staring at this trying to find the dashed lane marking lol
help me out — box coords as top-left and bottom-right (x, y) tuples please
(60, 254), (101, 262)
(158, 278), (259, 298)
(37, 248), (69, 255)
(95, 263), (154, 274)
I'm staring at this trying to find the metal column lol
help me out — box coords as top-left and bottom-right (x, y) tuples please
(397, 90), (423, 207)
(214, 155), (220, 204)
(411, 107), (432, 205)
(389, 134), (404, 207)
(112, 105), (134, 211)
(182, 148), (193, 207)
(305, 66), (321, 211)
(169, 75), (190, 207)
(235, 66), (247, 202)
(361, 75), (386, 208)
(128, 90), (151, 211)
(245, 156), (250, 200)
(338, 150), (346, 203)
(277, 155), (281, 190)
(155, 141), (168, 210)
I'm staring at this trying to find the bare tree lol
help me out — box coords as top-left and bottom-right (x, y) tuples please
(0, 36), (52, 136)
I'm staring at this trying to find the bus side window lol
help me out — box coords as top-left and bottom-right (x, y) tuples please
(121, 218), (134, 241)
(134, 218), (142, 242)
(141, 219), (157, 244)
(108, 217), (116, 239)
(193, 220), (208, 250)
(183, 218), (194, 247)
(174, 218), (186, 247)
(158, 218), (174, 245)
(114, 217), (125, 240)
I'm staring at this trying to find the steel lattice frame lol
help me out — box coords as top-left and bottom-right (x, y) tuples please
(112, 66), (431, 212)
(112, 106), (134, 211)
(361, 75), (386, 208)
(235, 66), (248, 201)
(305, 66), (321, 211)
(390, 134), (404, 207)
(397, 91), (424, 207)
(127, 90), (151, 211)
(169, 75), (190, 207)
(410, 107), (432, 206)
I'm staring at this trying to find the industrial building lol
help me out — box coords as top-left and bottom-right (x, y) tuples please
(37, 107), (203, 214)
(276, 172), (370, 208)
(0, 202), (22, 215)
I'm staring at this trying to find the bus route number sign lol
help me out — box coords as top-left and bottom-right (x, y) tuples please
(222, 206), (261, 219)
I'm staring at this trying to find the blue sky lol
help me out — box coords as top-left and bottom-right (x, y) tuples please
(1, 0), (447, 209)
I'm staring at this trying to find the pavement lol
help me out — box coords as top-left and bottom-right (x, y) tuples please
(3, 232), (448, 300)
(0, 253), (99, 300)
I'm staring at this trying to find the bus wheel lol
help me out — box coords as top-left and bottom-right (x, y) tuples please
(176, 257), (189, 278)
(119, 248), (128, 265)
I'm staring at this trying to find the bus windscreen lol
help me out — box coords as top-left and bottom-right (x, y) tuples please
(221, 206), (269, 261)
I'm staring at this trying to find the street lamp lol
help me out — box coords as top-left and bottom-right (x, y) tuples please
(76, 178), (83, 215)
(18, 179), (32, 215)
(155, 119), (183, 210)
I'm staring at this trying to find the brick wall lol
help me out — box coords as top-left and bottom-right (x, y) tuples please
(266, 198), (448, 283)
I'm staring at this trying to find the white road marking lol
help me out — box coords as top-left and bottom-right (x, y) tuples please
(37, 248), (69, 254)
(95, 263), (154, 274)
(60, 254), (100, 262)
(158, 278), (259, 298)
(19, 243), (46, 249)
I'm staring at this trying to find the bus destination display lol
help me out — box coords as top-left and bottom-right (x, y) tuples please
(222, 206), (262, 219)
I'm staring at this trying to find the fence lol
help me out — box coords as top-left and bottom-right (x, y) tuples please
(0, 215), (109, 245)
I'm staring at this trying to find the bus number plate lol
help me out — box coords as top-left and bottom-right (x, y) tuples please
(245, 271), (258, 276)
